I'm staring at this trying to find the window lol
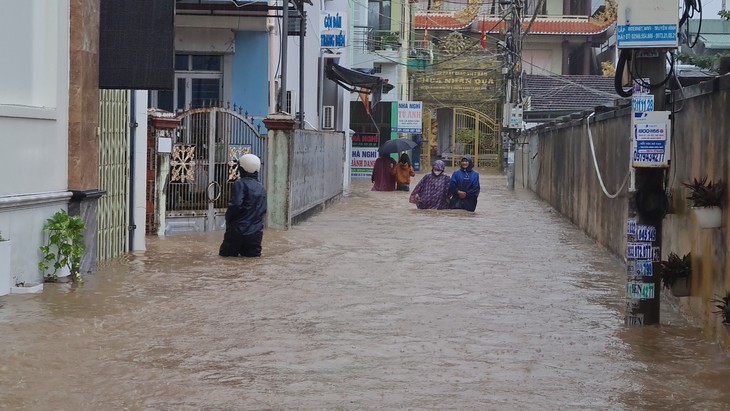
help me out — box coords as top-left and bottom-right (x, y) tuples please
(151, 54), (223, 112)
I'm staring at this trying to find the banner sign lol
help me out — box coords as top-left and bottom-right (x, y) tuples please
(351, 133), (378, 178)
(320, 12), (347, 49)
(617, 24), (677, 49)
(632, 111), (670, 168)
(395, 101), (422, 133)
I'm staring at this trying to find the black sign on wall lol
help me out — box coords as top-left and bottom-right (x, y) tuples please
(99, 0), (175, 90)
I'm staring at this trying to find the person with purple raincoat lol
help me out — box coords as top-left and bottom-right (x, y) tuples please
(409, 160), (450, 209)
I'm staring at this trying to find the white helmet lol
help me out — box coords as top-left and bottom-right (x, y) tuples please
(239, 153), (261, 173)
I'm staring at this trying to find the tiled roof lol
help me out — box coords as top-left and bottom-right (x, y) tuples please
(523, 74), (619, 112)
(415, 13), (475, 30)
(415, 14), (612, 36)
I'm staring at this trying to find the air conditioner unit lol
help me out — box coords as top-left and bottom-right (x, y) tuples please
(322, 105), (335, 129)
(285, 90), (297, 115)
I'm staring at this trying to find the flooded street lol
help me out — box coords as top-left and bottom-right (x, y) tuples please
(2, 169), (730, 410)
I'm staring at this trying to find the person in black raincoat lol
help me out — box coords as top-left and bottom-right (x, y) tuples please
(449, 155), (480, 212)
(219, 154), (267, 257)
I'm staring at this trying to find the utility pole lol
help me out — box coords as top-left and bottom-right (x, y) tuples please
(501, 0), (521, 190)
(280, 0), (289, 114)
(617, 1), (677, 326)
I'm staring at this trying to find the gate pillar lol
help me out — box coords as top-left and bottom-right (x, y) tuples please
(148, 114), (180, 236)
(263, 113), (297, 230)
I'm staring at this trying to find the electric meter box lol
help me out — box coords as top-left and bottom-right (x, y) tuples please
(503, 103), (523, 129)
(616, 0), (678, 49)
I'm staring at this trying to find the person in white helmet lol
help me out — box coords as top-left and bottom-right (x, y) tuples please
(219, 153), (267, 257)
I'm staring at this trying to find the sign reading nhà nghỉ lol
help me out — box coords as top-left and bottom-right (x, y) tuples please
(320, 12), (347, 49)
(351, 133), (378, 178)
(395, 101), (422, 133)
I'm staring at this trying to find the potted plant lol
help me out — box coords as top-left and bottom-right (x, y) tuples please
(38, 210), (85, 283)
(682, 176), (724, 228)
(380, 32), (400, 50)
(0, 231), (10, 296)
(659, 252), (691, 297)
(712, 291), (730, 325)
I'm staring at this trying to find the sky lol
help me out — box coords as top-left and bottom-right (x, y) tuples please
(689, 0), (726, 18)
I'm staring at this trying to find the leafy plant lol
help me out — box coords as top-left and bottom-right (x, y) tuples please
(379, 32), (400, 48)
(38, 210), (85, 283)
(659, 252), (691, 289)
(712, 292), (730, 324)
(682, 176), (724, 208)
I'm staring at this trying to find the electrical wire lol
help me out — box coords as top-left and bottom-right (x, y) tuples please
(586, 112), (631, 199)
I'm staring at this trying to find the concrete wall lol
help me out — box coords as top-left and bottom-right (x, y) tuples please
(518, 109), (631, 258)
(519, 74), (730, 351)
(265, 115), (345, 229)
(291, 130), (346, 219)
(0, 0), (72, 288)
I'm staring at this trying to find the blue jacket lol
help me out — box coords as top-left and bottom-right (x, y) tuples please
(449, 156), (480, 211)
(225, 172), (267, 236)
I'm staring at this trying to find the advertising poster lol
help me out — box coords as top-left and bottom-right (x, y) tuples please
(632, 111), (671, 168)
(351, 133), (379, 178)
(395, 101), (423, 133)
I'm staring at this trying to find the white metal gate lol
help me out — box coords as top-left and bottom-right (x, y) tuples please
(98, 89), (131, 261)
(166, 106), (265, 234)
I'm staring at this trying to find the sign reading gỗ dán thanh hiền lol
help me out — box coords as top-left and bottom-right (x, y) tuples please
(632, 111), (670, 168)
(320, 11), (347, 49)
(395, 101), (422, 133)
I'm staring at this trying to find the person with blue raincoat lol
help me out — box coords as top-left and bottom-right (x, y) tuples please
(449, 155), (480, 211)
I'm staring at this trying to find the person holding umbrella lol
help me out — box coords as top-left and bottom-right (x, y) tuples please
(392, 152), (416, 192)
(449, 155), (480, 211)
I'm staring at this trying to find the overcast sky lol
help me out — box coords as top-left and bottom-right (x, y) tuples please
(695, 0), (726, 18)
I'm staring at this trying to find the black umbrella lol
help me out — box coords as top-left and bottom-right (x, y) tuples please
(378, 138), (418, 155)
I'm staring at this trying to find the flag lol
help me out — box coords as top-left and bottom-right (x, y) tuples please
(480, 20), (487, 48)
(359, 88), (370, 115)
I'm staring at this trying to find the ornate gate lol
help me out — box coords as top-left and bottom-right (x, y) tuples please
(98, 89), (131, 261)
(451, 107), (500, 168)
(166, 106), (265, 234)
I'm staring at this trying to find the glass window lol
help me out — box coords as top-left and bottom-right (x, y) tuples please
(175, 55), (189, 71)
(192, 55), (221, 71)
(191, 78), (221, 108)
(176, 78), (187, 110)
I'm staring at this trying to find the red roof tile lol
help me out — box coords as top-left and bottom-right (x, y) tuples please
(415, 14), (613, 36)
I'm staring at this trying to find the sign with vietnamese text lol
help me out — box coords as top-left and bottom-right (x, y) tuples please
(395, 101), (422, 133)
(632, 111), (671, 168)
(617, 24), (677, 49)
(350, 133), (378, 178)
(320, 12), (347, 49)
(627, 281), (655, 300)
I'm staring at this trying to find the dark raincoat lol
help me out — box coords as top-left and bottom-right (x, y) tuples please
(449, 155), (480, 212)
(219, 170), (267, 257)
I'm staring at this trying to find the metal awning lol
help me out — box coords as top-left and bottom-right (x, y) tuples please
(699, 34), (730, 49)
(325, 61), (394, 108)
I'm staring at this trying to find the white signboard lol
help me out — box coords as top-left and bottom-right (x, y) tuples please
(350, 147), (378, 177)
(632, 111), (671, 168)
(320, 12), (347, 49)
(395, 101), (423, 133)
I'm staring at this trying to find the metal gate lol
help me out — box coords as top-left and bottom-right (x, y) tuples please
(451, 107), (500, 168)
(166, 106), (265, 234)
(98, 89), (131, 261)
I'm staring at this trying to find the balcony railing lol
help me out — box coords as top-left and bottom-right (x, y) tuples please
(353, 26), (402, 52)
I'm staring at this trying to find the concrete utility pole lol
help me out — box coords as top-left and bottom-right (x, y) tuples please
(503, 1), (521, 190)
(626, 50), (666, 326)
(625, 53), (666, 326)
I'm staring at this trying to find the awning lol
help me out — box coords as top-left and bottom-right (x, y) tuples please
(699, 34), (730, 49)
(325, 61), (394, 109)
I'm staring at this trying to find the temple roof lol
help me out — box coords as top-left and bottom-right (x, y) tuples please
(415, 14), (613, 37)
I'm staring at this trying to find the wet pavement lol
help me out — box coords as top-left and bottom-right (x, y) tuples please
(2, 169), (730, 410)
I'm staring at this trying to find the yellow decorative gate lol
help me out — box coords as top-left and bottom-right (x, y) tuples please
(97, 89), (131, 261)
(451, 107), (500, 169)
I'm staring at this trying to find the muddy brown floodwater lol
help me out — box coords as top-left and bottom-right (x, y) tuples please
(2, 169), (730, 410)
